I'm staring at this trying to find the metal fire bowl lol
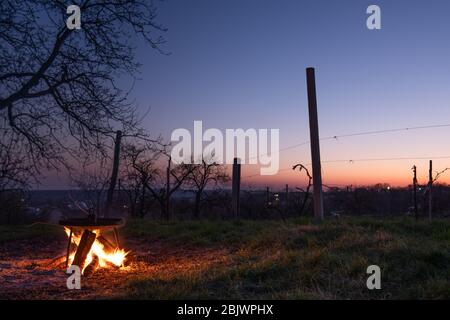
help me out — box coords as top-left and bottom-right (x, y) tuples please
(59, 218), (124, 231)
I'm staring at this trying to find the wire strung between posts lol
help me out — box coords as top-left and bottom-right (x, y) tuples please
(247, 123), (450, 161)
(321, 155), (450, 164)
(241, 155), (450, 180)
(321, 124), (450, 141)
(247, 141), (310, 161)
(241, 123), (450, 180)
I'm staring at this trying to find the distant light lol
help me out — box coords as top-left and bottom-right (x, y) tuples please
(387, 187), (390, 190)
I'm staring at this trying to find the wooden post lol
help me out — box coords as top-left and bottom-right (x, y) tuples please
(266, 186), (270, 206)
(105, 130), (122, 217)
(412, 165), (418, 220)
(428, 160), (433, 221)
(306, 67), (324, 221)
(165, 157), (171, 220)
(231, 158), (241, 218)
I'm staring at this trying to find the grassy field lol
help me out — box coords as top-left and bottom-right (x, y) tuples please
(116, 217), (450, 299)
(2, 217), (450, 299)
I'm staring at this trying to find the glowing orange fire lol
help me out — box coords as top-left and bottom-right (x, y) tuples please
(64, 227), (129, 274)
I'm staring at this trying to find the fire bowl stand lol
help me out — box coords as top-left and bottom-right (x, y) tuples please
(59, 218), (124, 269)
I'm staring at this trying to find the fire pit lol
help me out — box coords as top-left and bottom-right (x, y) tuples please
(59, 218), (128, 274)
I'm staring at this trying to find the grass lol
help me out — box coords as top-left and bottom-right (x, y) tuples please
(3, 216), (450, 299)
(120, 217), (450, 299)
(0, 223), (61, 244)
(118, 217), (450, 299)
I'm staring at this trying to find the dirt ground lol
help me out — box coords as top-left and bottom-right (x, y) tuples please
(0, 234), (229, 299)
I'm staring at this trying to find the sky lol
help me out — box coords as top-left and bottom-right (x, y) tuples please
(43, 0), (450, 189)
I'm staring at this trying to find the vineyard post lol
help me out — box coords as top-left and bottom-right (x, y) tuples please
(306, 67), (324, 221)
(232, 157), (241, 218)
(428, 160), (433, 221)
(413, 165), (418, 220)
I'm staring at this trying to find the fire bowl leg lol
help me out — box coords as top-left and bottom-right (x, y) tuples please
(113, 228), (120, 248)
(65, 228), (73, 269)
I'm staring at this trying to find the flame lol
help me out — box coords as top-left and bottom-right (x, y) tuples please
(64, 227), (129, 274)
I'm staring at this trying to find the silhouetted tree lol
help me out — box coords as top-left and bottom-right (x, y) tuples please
(121, 142), (160, 218)
(70, 154), (111, 217)
(151, 153), (192, 220)
(293, 163), (312, 216)
(0, 130), (32, 224)
(0, 131), (33, 191)
(121, 144), (191, 220)
(0, 0), (166, 177)
(186, 158), (229, 218)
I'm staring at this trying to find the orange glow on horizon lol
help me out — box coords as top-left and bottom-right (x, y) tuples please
(239, 160), (450, 189)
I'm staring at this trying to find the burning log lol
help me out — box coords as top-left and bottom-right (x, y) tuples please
(103, 259), (121, 270)
(42, 255), (67, 268)
(97, 235), (117, 252)
(72, 230), (96, 270)
(83, 255), (99, 276)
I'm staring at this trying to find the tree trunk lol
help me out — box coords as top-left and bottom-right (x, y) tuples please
(139, 183), (146, 218)
(194, 191), (202, 219)
(105, 130), (122, 217)
(164, 194), (170, 220)
(160, 196), (169, 220)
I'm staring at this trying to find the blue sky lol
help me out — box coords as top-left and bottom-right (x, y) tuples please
(44, 0), (450, 188)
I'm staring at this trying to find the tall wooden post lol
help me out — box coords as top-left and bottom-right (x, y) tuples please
(165, 157), (171, 220)
(306, 67), (324, 221)
(105, 130), (122, 217)
(231, 158), (241, 218)
(412, 165), (418, 220)
(428, 160), (433, 221)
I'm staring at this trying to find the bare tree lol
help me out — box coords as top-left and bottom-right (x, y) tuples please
(120, 161), (146, 218)
(293, 164), (312, 216)
(70, 154), (111, 218)
(0, 130), (34, 191)
(148, 153), (192, 220)
(0, 129), (35, 224)
(0, 0), (166, 177)
(121, 143), (192, 220)
(121, 142), (160, 218)
(186, 158), (229, 218)
(420, 166), (450, 218)
(433, 167), (450, 183)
